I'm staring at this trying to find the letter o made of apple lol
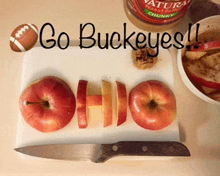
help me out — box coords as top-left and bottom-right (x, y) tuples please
(129, 80), (176, 130)
(19, 76), (76, 132)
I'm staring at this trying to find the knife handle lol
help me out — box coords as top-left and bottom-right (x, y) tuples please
(96, 141), (190, 163)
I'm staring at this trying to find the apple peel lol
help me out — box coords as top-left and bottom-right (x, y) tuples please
(186, 62), (220, 89)
(190, 40), (220, 52)
(116, 81), (127, 126)
(87, 95), (102, 107)
(77, 80), (88, 129)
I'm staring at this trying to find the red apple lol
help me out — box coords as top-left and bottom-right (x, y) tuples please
(116, 81), (127, 126)
(129, 80), (176, 130)
(101, 80), (113, 127)
(186, 61), (220, 89)
(77, 80), (88, 129)
(19, 76), (76, 132)
(191, 40), (220, 52)
(87, 95), (102, 107)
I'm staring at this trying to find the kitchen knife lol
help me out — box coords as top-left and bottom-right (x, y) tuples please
(15, 141), (190, 163)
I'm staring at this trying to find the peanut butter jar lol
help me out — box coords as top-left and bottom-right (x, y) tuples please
(124, 0), (193, 32)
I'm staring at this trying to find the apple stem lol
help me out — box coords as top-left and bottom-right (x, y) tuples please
(25, 101), (40, 105)
(25, 101), (50, 108)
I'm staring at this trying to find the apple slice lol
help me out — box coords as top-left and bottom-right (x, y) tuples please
(201, 52), (220, 68)
(208, 92), (220, 102)
(186, 61), (220, 89)
(101, 80), (113, 127)
(201, 86), (219, 95)
(116, 81), (127, 126)
(87, 95), (102, 107)
(185, 51), (207, 60)
(191, 40), (220, 51)
(77, 80), (88, 129)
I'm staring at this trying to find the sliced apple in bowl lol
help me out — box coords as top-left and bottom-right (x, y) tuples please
(185, 61), (220, 89)
(185, 51), (207, 60)
(208, 92), (220, 102)
(201, 86), (219, 95)
(201, 52), (220, 68)
(190, 40), (220, 52)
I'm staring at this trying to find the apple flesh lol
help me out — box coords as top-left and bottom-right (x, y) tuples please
(129, 80), (176, 130)
(101, 80), (113, 127)
(201, 86), (219, 95)
(77, 80), (88, 129)
(116, 81), (127, 126)
(185, 51), (207, 60)
(19, 76), (76, 132)
(201, 52), (220, 68)
(190, 40), (220, 52)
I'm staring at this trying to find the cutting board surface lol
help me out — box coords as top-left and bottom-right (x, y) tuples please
(16, 46), (180, 149)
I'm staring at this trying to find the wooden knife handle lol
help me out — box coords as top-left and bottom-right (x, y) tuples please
(96, 141), (190, 163)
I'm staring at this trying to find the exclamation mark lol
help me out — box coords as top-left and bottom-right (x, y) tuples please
(186, 23), (200, 50)
(188, 23), (192, 43)
(195, 23), (200, 42)
(186, 23), (192, 49)
(192, 23), (200, 50)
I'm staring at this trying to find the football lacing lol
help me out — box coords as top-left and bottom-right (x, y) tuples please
(15, 25), (29, 38)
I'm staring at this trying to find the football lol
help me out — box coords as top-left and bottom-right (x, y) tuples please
(10, 23), (38, 52)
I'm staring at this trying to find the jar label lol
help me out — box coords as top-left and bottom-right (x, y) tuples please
(127, 0), (192, 25)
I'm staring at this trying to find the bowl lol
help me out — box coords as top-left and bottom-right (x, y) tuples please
(177, 15), (220, 105)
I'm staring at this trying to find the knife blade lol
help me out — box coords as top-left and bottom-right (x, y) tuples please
(14, 141), (190, 163)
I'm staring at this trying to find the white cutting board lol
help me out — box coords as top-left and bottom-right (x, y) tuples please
(16, 46), (180, 151)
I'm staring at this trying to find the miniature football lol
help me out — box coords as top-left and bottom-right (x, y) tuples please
(10, 23), (38, 52)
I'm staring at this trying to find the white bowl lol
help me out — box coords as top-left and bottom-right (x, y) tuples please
(177, 15), (220, 105)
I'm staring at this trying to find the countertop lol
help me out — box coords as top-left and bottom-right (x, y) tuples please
(1, 0), (220, 175)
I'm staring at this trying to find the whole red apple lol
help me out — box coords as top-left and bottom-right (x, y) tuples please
(129, 80), (176, 130)
(19, 76), (76, 132)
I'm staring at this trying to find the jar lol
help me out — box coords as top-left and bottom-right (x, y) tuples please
(189, 0), (220, 23)
(124, 0), (193, 32)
